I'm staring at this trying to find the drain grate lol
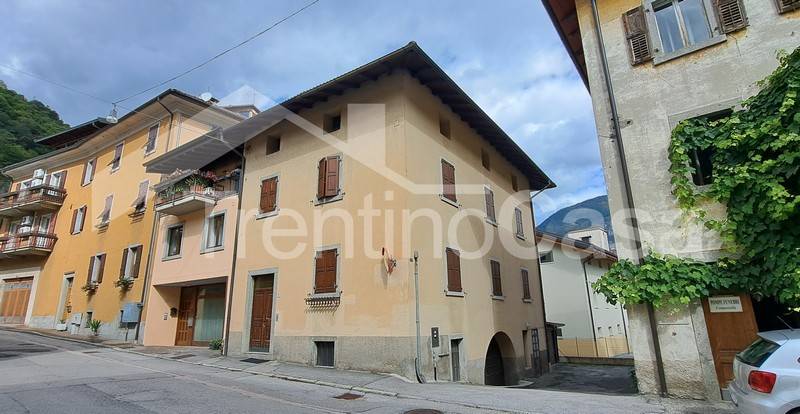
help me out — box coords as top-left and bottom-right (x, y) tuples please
(240, 357), (269, 364)
(333, 392), (363, 400)
(403, 410), (443, 414)
(170, 354), (195, 359)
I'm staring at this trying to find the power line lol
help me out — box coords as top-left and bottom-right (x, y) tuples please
(112, 0), (320, 105)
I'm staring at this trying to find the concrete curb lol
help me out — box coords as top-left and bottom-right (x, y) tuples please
(2, 326), (530, 413)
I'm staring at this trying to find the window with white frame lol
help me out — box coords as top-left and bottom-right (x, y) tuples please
(165, 224), (183, 258)
(82, 158), (96, 186)
(120, 245), (142, 279)
(145, 124), (159, 154)
(204, 213), (225, 250)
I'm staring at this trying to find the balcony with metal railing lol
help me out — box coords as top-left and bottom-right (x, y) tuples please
(0, 185), (66, 218)
(154, 170), (239, 216)
(0, 232), (57, 258)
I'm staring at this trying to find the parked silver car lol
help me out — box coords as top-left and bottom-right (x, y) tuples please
(730, 329), (800, 414)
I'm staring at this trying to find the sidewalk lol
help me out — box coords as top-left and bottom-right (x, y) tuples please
(1, 325), (736, 414)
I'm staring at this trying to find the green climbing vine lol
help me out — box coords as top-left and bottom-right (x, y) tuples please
(594, 46), (800, 308)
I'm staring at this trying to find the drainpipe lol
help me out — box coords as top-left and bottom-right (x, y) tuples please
(412, 250), (426, 383)
(134, 99), (174, 343)
(582, 255), (600, 357)
(222, 146), (246, 356)
(590, 0), (667, 396)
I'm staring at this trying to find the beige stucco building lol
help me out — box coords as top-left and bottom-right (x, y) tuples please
(144, 43), (553, 385)
(544, 0), (799, 400)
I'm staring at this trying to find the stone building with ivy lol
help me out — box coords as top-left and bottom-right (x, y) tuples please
(543, 0), (800, 401)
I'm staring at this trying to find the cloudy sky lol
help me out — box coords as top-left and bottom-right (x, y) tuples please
(1, 0), (606, 221)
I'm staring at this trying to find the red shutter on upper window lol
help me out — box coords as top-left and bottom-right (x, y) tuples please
(490, 260), (502, 297)
(96, 254), (106, 283)
(260, 177), (278, 213)
(484, 188), (496, 222)
(315, 249), (337, 293)
(622, 7), (652, 65)
(521, 269), (531, 300)
(325, 156), (339, 197)
(446, 248), (462, 292)
(317, 158), (326, 199)
(441, 160), (456, 202)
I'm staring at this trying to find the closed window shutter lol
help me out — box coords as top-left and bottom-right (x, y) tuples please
(515, 208), (524, 237)
(446, 248), (462, 292)
(96, 254), (106, 283)
(491, 260), (502, 296)
(259, 179), (270, 212)
(120, 248), (129, 278)
(714, 0), (747, 33)
(441, 160), (456, 202)
(775, 0), (800, 13)
(131, 246), (142, 278)
(317, 158), (326, 199)
(622, 7), (652, 65)
(71, 208), (79, 234)
(86, 256), (95, 284)
(521, 269), (531, 300)
(146, 125), (158, 152)
(484, 188), (496, 222)
(260, 177), (278, 213)
(315, 249), (337, 293)
(325, 157), (339, 197)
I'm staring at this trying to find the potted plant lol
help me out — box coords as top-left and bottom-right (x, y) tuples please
(55, 319), (68, 331)
(114, 276), (134, 292)
(81, 282), (98, 295)
(208, 338), (223, 352)
(87, 319), (102, 336)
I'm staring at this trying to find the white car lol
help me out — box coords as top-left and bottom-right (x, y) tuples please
(730, 329), (800, 414)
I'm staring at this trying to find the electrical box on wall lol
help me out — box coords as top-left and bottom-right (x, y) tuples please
(431, 327), (440, 348)
(120, 303), (142, 323)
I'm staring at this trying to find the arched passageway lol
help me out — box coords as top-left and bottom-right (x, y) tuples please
(484, 331), (515, 385)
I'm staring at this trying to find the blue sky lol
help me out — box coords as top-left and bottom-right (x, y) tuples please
(1, 0), (606, 221)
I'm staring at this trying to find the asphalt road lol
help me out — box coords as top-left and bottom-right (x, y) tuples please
(0, 330), (485, 414)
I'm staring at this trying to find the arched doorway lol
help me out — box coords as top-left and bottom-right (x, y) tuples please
(484, 332), (515, 386)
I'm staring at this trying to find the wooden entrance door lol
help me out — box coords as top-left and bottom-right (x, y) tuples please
(175, 287), (197, 346)
(249, 277), (273, 351)
(702, 294), (759, 388)
(0, 277), (33, 324)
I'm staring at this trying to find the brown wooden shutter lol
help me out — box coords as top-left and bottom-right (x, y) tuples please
(622, 7), (652, 65)
(317, 158), (326, 199)
(714, 0), (747, 33)
(314, 249), (337, 294)
(131, 246), (142, 278)
(441, 160), (456, 202)
(70, 209), (79, 234)
(521, 269), (531, 300)
(446, 248), (462, 292)
(776, 0), (800, 13)
(259, 179), (270, 212)
(119, 248), (129, 278)
(86, 256), (95, 284)
(96, 254), (106, 283)
(58, 171), (67, 188)
(79, 206), (86, 232)
(81, 162), (88, 185)
(324, 156), (339, 197)
(484, 188), (496, 222)
(89, 159), (97, 182)
(490, 260), (502, 297)
(260, 177), (278, 213)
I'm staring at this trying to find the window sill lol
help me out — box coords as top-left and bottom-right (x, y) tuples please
(522, 298), (532, 303)
(309, 291), (341, 299)
(314, 193), (344, 206)
(485, 218), (498, 227)
(200, 246), (224, 254)
(653, 34), (727, 66)
(445, 290), (465, 297)
(110, 166), (120, 174)
(256, 209), (279, 220)
(439, 195), (459, 208)
(81, 182), (92, 187)
(162, 255), (182, 262)
(95, 222), (109, 229)
(491, 295), (505, 301)
(516, 234), (526, 241)
(144, 149), (156, 157)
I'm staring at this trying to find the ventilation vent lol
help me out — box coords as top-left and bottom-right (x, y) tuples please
(715, 0), (747, 33)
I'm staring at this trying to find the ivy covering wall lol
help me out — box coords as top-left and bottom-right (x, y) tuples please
(594, 47), (800, 308)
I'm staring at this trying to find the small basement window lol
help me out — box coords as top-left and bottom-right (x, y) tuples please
(439, 116), (451, 138)
(323, 112), (341, 133)
(266, 135), (281, 155)
(315, 341), (334, 367)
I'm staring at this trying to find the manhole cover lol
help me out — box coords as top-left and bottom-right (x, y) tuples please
(240, 357), (269, 364)
(170, 354), (195, 359)
(403, 410), (443, 414)
(334, 392), (363, 400)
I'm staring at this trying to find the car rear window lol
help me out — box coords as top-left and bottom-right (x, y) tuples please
(736, 338), (780, 367)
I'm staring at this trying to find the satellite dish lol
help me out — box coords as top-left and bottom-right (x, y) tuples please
(200, 92), (213, 102)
